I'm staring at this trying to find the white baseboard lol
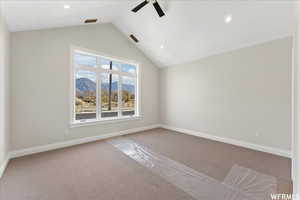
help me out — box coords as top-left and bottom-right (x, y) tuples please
(4, 123), (291, 178)
(0, 156), (10, 179)
(159, 124), (291, 158)
(10, 124), (160, 159)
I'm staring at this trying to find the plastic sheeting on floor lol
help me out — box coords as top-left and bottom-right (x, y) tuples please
(223, 165), (277, 200)
(108, 137), (277, 200)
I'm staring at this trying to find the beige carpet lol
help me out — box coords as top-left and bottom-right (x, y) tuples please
(0, 128), (292, 200)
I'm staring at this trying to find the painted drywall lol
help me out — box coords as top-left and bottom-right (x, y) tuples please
(294, 25), (299, 195)
(160, 37), (292, 151)
(294, 8), (300, 193)
(10, 23), (159, 150)
(0, 7), (10, 167)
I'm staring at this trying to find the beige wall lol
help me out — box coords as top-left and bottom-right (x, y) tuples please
(160, 37), (292, 151)
(10, 23), (293, 154)
(294, 14), (300, 193)
(0, 8), (10, 165)
(10, 23), (159, 150)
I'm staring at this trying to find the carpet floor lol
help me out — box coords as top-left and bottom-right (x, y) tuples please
(0, 128), (292, 200)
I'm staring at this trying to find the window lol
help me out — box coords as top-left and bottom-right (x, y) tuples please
(71, 48), (139, 125)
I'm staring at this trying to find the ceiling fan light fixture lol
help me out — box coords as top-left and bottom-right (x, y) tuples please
(132, 0), (149, 13)
(152, 0), (165, 17)
(132, 0), (165, 17)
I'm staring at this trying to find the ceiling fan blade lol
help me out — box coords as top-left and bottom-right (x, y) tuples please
(153, 1), (165, 17)
(132, 0), (149, 13)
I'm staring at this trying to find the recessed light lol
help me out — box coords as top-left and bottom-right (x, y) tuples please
(224, 14), (232, 23)
(64, 4), (71, 9)
(160, 45), (164, 49)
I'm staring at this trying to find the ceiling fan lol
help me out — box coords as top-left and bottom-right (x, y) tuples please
(132, 0), (165, 17)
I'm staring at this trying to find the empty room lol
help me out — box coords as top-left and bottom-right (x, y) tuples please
(1, 0), (300, 199)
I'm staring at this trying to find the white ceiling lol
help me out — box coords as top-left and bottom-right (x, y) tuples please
(1, 0), (296, 67)
(1, 1), (128, 31)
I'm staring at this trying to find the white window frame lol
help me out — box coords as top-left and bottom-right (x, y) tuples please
(70, 46), (141, 128)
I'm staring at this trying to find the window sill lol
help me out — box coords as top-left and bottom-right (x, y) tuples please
(70, 115), (142, 128)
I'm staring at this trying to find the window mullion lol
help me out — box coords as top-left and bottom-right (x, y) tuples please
(72, 68), (76, 122)
(96, 57), (101, 120)
(96, 72), (100, 120)
(118, 70), (122, 117)
(119, 71), (136, 78)
(135, 75), (138, 116)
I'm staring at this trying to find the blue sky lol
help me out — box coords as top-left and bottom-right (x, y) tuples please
(76, 70), (96, 82)
(75, 53), (136, 86)
(100, 58), (119, 71)
(74, 53), (97, 67)
(122, 64), (136, 74)
(122, 76), (135, 85)
(75, 53), (136, 75)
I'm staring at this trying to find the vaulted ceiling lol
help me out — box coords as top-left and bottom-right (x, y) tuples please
(1, 0), (296, 67)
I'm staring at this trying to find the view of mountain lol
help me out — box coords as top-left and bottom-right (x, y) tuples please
(76, 78), (96, 93)
(122, 84), (135, 93)
(76, 78), (135, 94)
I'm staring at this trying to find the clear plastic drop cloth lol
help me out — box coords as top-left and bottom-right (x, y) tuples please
(223, 165), (277, 200)
(108, 137), (277, 200)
